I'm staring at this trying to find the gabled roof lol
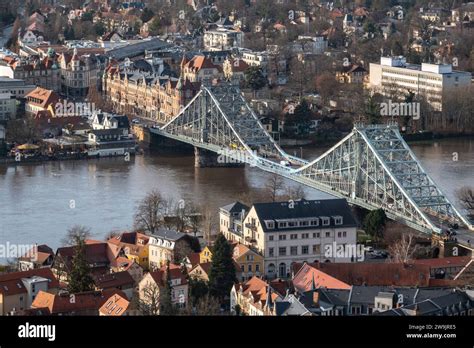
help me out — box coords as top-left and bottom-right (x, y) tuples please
(151, 228), (186, 242)
(25, 87), (60, 109)
(293, 263), (351, 292)
(32, 289), (126, 314)
(0, 268), (59, 296)
(94, 271), (135, 289)
(220, 201), (249, 214)
(99, 293), (130, 316)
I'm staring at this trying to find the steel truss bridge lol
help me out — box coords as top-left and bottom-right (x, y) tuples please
(151, 84), (473, 240)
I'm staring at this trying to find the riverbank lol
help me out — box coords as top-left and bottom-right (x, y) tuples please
(0, 151), (141, 166)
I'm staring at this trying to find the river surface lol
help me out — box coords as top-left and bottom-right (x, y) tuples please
(0, 137), (473, 251)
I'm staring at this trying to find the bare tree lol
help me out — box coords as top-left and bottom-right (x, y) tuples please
(181, 294), (221, 316)
(200, 204), (216, 243)
(264, 173), (285, 202)
(138, 282), (161, 315)
(61, 225), (91, 246)
(389, 233), (419, 263)
(134, 190), (167, 234)
(457, 186), (474, 219)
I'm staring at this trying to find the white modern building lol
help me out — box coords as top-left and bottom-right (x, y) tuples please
(203, 28), (244, 51)
(220, 199), (358, 278)
(369, 56), (472, 111)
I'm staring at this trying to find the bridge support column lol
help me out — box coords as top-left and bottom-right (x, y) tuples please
(194, 147), (245, 168)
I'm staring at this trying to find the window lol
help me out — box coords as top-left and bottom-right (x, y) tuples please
(322, 217), (330, 226)
(279, 247), (287, 256)
(302, 246), (309, 254)
(288, 221), (297, 227)
(300, 220), (309, 226)
(343, 231), (347, 237)
(290, 246), (298, 255)
(313, 245), (320, 254)
(279, 234), (287, 241)
(334, 216), (343, 225)
(310, 219), (319, 226)
(241, 265), (244, 272)
(268, 248), (274, 257)
(302, 233), (309, 239)
(269, 235), (274, 241)
(290, 234), (298, 240)
(325, 232), (331, 238)
(256, 264), (260, 272)
(248, 264), (252, 272)
(266, 221), (274, 229)
(278, 222), (287, 228)
(337, 232), (342, 238)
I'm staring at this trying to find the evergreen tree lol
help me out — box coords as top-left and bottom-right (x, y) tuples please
(208, 234), (236, 303)
(159, 261), (176, 315)
(67, 237), (95, 293)
(244, 66), (267, 96)
(363, 208), (387, 240)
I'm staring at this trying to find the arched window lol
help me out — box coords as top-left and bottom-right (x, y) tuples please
(279, 263), (286, 278)
(268, 263), (275, 274)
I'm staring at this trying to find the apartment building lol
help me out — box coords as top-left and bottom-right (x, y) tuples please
(221, 199), (358, 278)
(203, 28), (244, 51)
(0, 55), (61, 92)
(103, 63), (200, 123)
(58, 48), (104, 98)
(369, 56), (471, 111)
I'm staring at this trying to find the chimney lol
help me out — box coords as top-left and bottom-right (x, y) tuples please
(313, 291), (319, 305)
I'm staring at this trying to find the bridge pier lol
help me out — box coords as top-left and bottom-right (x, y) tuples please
(194, 147), (245, 168)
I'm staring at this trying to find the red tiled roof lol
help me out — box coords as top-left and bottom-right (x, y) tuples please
(94, 271), (135, 290)
(0, 268), (59, 296)
(32, 289), (126, 314)
(98, 293), (130, 316)
(294, 262), (432, 287)
(293, 263), (351, 291)
(411, 256), (471, 269)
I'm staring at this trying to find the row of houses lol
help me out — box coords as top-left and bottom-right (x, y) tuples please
(231, 261), (474, 316)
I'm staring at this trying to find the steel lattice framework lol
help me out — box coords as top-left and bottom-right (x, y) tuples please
(152, 84), (472, 235)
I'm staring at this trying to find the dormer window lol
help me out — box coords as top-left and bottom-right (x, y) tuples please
(278, 221), (287, 228)
(310, 219), (319, 226)
(265, 220), (275, 229)
(321, 217), (330, 226)
(334, 216), (343, 225)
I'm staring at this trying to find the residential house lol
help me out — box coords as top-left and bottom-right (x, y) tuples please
(0, 268), (59, 315)
(148, 228), (200, 270)
(138, 264), (188, 311)
(106, 231), (149, 269)
(99, 293), (134, 316)
(94, 271), (135, 299)
(53, 240), (116, 282)
(232, 243), (264, 281)
(219, 201), (250, 244)
(18, 244), (55, 271)
(336, 64), (367, 84)
(29, 289), (127, 315)
(24, 87), (60, 118)
(230, 276), (291, 316)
